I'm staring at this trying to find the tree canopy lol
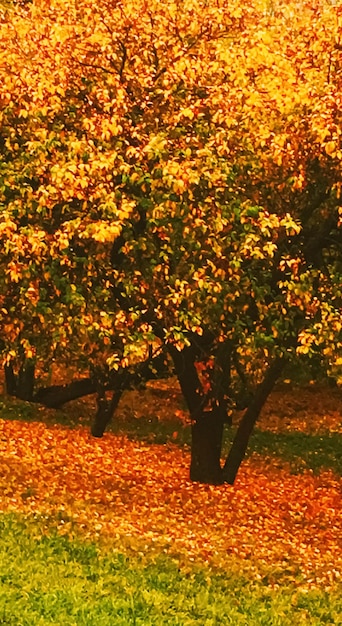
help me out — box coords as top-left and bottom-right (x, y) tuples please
(0, 0), (341, 483)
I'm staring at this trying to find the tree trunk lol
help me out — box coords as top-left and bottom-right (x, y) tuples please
(169, 345), (225, 484)
(212, 340), (233, 427)
(17, 360), (35, 401)
(91, 390), (123, 437)
(4, 363), (17, 396)
(33, 378), (97, 408)
(4, 360), (35, 401)
(190, 408), (224, 484)
(222, 357), (285, 485)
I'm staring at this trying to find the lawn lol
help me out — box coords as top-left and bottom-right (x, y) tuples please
(0, 382), (341, 624)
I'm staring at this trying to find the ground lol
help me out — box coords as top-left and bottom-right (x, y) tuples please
(0, 377), (341, 624)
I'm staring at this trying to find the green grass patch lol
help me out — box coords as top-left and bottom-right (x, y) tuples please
(0, 396), (43, 423)
(221, 425), (342, 476)
(0, 513), (341, 626)
(248, 430), (342, 475)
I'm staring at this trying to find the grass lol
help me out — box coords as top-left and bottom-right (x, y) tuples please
(248, 430), (342, 475)
(0, 382), (341, 624)
(0, 514), (341, 626)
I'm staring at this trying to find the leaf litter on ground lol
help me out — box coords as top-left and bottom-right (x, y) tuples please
(0, 383), (341, 593)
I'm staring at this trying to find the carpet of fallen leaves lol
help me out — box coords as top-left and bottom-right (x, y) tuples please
(1, 386), (341, 592)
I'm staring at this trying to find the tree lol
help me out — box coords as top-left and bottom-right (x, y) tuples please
(0, 0), (341, 484)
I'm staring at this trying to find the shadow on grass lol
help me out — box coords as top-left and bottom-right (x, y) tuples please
(245, 429), (342, 475)
(108, 413), (191, 446)
(1, 394), (341, 476)
(0, 393), (191, 446)
(250, 430), (342, 475)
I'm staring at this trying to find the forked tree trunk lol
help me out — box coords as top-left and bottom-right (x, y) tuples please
(172, 346), (285, 485)
(91, 389), (123, 437)
(222, 357), (285, 485)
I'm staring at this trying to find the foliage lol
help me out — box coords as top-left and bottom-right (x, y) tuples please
(0, 0), (341, 369)
(0, 0), (342, 482)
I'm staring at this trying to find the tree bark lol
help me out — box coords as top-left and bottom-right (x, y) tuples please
(18, 361), (35, 401)
(4, 363), (17, 396)
(222, 356), (285, 485)
(31, 352), (169, 408)
(213, 340), (233, 426)
(169, 345), (225, 484)
(5, 360), (35, 401)
(33, 378), (97, 408)
(91, 389), (123, 437)
(190, 407), (225, 484)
